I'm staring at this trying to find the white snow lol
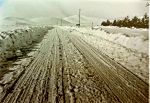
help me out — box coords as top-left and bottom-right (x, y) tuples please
(0, 72), (13, 84)
(61, 26), (148, 55)
(59, 26), (149, 83)
(0, 33), (45, 85)
(0, 26), (51, 61)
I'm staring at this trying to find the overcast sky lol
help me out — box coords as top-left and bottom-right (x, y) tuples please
(0, 0), (149, 19)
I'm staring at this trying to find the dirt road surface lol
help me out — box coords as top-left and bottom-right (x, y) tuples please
(0, 28), (148, 103)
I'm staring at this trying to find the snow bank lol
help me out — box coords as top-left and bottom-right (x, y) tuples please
(0, 26), (52, 61)
(62, 26), (148, 55)
(100, 26), (148, 40)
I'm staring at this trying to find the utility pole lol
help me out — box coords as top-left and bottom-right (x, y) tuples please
(61, 18), (62, 26)
(57, 20), (59, 25)
(79, 9), (81, 27)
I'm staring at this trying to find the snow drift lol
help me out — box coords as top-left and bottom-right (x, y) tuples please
(0, 26), (53, 61)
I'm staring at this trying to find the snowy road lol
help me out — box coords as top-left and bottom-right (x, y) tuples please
(0, 28), (148, 103)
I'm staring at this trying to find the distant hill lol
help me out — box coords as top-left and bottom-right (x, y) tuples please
(2, 17), (33, 26)
(0, 16), (106, 27)
(31, 17), (72, 25)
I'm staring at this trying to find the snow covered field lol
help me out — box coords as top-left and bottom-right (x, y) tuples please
(60, 26), (149, 82)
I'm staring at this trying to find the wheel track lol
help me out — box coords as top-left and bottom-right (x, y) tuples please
(69, 33), (148, 103)
(3, 31), (55, 103)
(77, 36), (148, 98)
(58, 30), (118, 103)
(70, 32), (118, 102)
(58, 31), (75, 103)
(0, 29), (57, 103)
(56, 29), (66, 103)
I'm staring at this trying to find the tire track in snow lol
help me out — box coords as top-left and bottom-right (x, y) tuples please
(0, 28), (148, 103)
(69, 32), (148, 103)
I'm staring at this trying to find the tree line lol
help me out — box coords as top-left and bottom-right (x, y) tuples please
(101, 13), (149, 28)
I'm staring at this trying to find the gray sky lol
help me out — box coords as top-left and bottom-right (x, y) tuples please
(0, 0), (149, 19)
